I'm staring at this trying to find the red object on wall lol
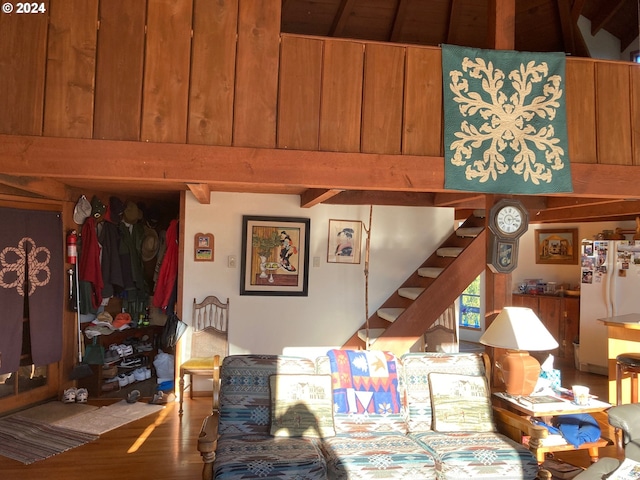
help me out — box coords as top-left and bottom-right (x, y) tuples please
(67, 229), (77, 264)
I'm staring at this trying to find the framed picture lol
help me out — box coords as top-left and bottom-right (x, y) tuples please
(327, 219), (362, 264)
(535, 228), (579, 265)
(240, 215), (310, 296)
(194, 232), (214, 261)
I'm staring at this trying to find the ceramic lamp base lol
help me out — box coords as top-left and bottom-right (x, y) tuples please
(498, 350), (541, 396)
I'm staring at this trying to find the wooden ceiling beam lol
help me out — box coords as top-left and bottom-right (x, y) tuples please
(570, 0), (587, 22)
(487, 0), (515, 50)
(300, 188), (343, 207)
(556, 0), (576, 55)
(590, 0), (626, 36)
(446, 0), (460, 44)
(532, 200), (640, 222)
(187, 183), (211, 204)
(389, 0), (410, 42)
(0, 174), (73, 201)
(542, 196), (624, 210)
(433, 192), (484, 207)
(2, 134), (640, 201)
(321, 191), (436, 206)
(620, 27), (639, 52)
(329, 0), (355, 37)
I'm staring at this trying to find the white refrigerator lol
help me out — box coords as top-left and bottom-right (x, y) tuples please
(579, 239), (640, 374)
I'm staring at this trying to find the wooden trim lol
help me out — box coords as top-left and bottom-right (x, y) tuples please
(3, 134), (640, 200)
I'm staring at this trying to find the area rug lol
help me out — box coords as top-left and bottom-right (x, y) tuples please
(13, 400), (98, 423)
(0, 415), (98, 464)
(53, 400), (165, 435)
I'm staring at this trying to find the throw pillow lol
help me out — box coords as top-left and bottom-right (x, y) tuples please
(269, 374), (335, 438)
(427, 372), (495, 432)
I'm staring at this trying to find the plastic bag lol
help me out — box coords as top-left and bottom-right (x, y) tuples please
(153, 350), (174, 380)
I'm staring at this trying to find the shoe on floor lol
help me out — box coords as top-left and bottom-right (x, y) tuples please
(76, 388), (88, 403)
(62, 387), (77, 403)
(126, 389), (141, 404)
(150, 391), (175, 405)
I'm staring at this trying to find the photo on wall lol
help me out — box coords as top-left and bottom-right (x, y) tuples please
(327, 219), (362, 264)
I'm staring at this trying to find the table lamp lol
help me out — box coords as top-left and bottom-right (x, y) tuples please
(480, 306), (559, 396)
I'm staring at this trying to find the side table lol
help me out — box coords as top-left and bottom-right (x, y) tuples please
(493, 392), (612, 464)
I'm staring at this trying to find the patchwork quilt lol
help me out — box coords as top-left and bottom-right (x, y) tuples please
(327, 349), (401, 415)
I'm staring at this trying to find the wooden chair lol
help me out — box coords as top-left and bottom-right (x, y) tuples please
(423, 303), (459, 353)
(179, 295), (229, 415)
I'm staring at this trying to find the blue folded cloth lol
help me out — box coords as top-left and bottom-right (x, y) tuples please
(553, 413), (601, 447)
(531, 418), (562, 435)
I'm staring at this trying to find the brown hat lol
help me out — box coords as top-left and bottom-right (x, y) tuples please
(141, 227), (160, 262)
(123, 201), (142, 224)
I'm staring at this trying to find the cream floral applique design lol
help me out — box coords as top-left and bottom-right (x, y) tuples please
(0, 237), (51, 296)
(448, 57), (566, 185)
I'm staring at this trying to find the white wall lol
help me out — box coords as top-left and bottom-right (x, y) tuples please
(182, 192), (454, 358)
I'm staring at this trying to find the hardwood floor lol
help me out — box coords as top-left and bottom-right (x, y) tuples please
(0, 396), (212, 480)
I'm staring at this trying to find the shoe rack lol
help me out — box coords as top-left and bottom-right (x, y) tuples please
(78, 324), (163, 397)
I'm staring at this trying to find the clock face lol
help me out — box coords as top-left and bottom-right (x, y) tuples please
(495, 205), (523, 235)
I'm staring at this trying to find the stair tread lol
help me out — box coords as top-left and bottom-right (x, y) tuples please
(377, 307), (405, 322)
(456, 226), (483, 237)
(398, 287), (425, 300)
(357, 328), (386, 344)
(437, 247), (464, 257)
(418, 266), (444, 278)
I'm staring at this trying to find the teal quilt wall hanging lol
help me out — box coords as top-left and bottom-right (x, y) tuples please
(442, 44), (573, 194)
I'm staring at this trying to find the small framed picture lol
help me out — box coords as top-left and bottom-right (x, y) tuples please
(327, 219), (362, 264)
(535, 228), (578, 265)
(194, 233), (214, 261)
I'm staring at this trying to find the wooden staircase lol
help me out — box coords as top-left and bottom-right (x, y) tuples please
(341, 212), (487, 357)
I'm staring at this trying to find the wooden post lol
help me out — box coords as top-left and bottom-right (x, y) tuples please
(487, 0), (516, 50)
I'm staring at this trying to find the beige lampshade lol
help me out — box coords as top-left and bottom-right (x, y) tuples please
(479, 307), (559, 351)
(480, 307), (559, 395)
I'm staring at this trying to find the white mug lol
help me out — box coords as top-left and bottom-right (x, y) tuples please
(572, 385), (590, 406)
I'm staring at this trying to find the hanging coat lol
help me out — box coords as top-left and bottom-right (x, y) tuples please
(153, 219), (178, 311)
(79, 217), (103, 310)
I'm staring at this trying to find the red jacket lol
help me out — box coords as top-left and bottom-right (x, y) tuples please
(153, 219), (178, 310)
(79, 217), (104, 309)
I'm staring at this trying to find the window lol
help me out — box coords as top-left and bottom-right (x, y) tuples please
(459, 275), (481, 329)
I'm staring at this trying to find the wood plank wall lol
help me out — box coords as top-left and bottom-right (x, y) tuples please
(0, 0), (638, 166)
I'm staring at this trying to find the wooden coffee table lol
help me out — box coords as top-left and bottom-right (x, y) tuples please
(493, 392), (612, 464)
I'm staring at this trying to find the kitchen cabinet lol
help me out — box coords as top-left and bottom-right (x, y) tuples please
(511, 294), (580, 360)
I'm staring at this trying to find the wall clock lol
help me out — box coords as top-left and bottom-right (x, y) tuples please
(487, 199), (528, 274)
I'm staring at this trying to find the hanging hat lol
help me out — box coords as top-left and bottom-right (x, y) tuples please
(73, 195), (92, 225)
(123, 201), (143, 224)
(91, 196), (107, 220)
(141, 227), (160, 262)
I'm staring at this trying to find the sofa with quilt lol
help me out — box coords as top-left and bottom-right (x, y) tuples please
(197, 350), (548, 480)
